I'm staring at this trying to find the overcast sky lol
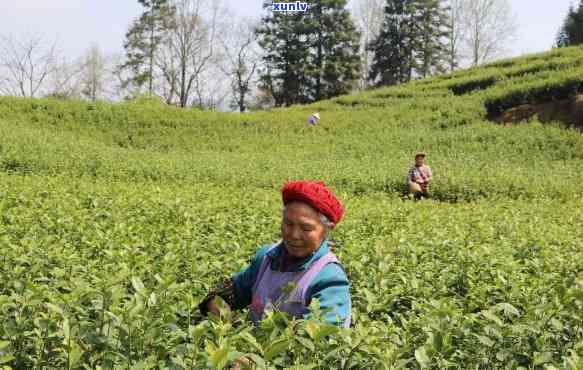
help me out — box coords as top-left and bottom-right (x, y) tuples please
(0, 0), (576, 60)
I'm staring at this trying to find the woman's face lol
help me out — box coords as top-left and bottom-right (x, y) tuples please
(281, 202), (327, 258)
(415, 156), (425, 166)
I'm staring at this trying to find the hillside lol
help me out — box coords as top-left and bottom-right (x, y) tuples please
(1, 47), (583, 201)
(0, 46), (582, 368)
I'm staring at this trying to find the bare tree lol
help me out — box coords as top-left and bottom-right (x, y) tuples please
(445, 0), (465, 71)
(351, 0), (385, 90)
(192, 67), (230, 110)
(155, 40), (180, 104)
(219, 20), (259, 112)
(0, 33), (60, 97)
(110, 53), (135, 101)
(249, 86), (275, 111)
(47, 57), (84, 99)
(460, 0), (517, 66)
(157, 0), (221, 108)
(81, 44), (108, 101)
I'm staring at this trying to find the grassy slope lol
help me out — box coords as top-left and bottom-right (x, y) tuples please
(1, 47), (583, 201)
(1, 46), (583, 368)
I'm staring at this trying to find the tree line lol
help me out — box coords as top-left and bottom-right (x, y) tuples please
(556, 0), (583, 47)
(0, 0), (581, 111)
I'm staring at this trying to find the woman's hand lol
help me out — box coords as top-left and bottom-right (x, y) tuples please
(199, 277), (236, 317)
(207, 296), (232, 317)
(231, 356), (252, 370)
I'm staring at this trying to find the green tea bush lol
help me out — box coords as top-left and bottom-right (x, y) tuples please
(1, 45), (583, 369)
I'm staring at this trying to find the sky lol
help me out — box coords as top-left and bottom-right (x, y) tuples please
(0, 0), (576, 60)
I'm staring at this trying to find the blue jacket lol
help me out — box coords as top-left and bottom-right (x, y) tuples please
(231, 240), (351, 327)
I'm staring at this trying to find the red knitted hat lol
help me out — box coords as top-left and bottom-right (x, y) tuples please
(281, 181), (344, 227)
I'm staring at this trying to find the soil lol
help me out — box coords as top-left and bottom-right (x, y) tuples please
(491, 94), (583, 129)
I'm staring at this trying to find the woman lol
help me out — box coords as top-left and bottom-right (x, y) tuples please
(307, 112), (320, 126)
(199, 180), (351, 328)
(407, 152), (433, 199)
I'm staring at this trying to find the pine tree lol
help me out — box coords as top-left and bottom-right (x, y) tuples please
(556, 1), (583, 47)
(256, 0), (360, 106)
(368, 0), (417, 86)
(122, 0), (175, 95)
(414, 0), (449, 78)
(369, 0), (449, 86)
(306, 0), (361, 100)
(556, 9), (572, 48)
(256, 2), (311, 106)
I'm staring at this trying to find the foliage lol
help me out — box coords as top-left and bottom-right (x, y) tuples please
(368, 0), (450, 86)
(413, 0), (449, 78)
(556, 0), (583, 48)
(256, 0), (361, 105)
(303, 0), (362, 100)
(121, 0), (175, 95)
(368, 0), (418, 86)
(256, 2), (312, 107)
(1, 45), (583, 368)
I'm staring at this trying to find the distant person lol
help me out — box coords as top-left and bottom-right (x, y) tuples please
(308, 112), (320, 126)
(407, 152), (432, 199)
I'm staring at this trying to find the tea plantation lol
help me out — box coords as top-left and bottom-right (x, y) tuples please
(0, 46), (582, 369)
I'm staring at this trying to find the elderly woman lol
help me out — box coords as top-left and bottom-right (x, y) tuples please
(199, 180), (351, 328)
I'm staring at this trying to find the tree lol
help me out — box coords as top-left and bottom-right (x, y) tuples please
(192, 68), (230, 110)
(256, 2), (311, 107)
(352, 0), (385, 89)
(556, 1), (583, 47)
(81, 44), (108, 101)
(156, 0), (222, 108)
(369, 0), (450, 87)
(307, 0), (361, 101)
(0, 33), (59, 98)
(461, 0), (516, 66)
(249, 86), (276, 110)
(110, 53), (134, 101)
(445, 0), (464, 71)
(122, 0), (174, 96)
(414, 0), (450, 78)
(257, 0), (360, 106)
(154, 33), (179, 105)
(47, 57), (84, 99)
(220, 20), (259, 112)
(368, 0), (418, 86)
